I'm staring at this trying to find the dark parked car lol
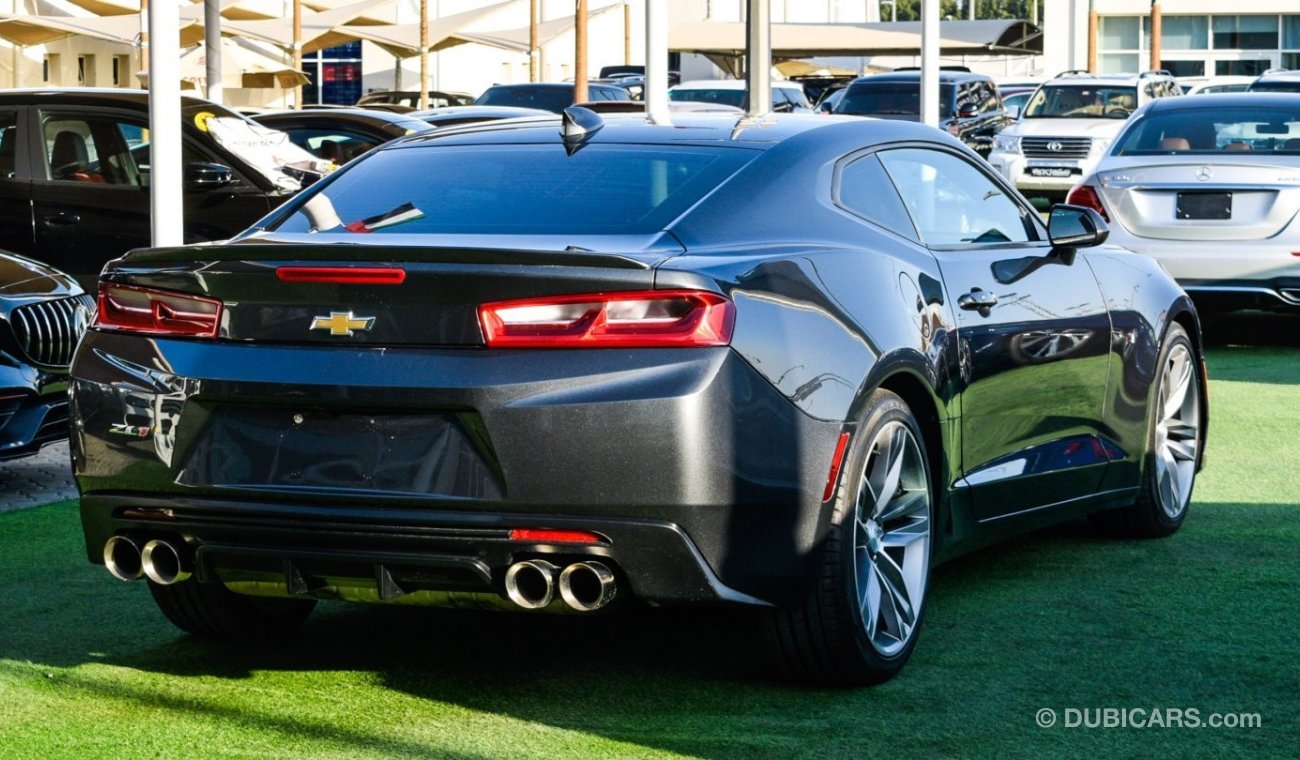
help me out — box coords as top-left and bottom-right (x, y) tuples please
(835, 69), (1013, 156)
(1, 251), (93, 462)
(473, 82), (631, 113)
(71, 110), (1206, 686)
(0, 88), (308, 289)
(355, 90), (475, 113)
(251, 108), (433, 165)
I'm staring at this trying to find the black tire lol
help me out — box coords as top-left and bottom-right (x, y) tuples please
(1092, 321), (1202, 538)
(149, 580), (317, 639)
(763, 390), (934, 686)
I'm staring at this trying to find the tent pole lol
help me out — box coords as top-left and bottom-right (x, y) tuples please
(529, 0), (538, 81)
(148, 0), (183, 247)
(419, 0), (429, 109)
(292, 0), (302, 107)
(645, 0), (669, 124)
(204, 0), (222, 104)
(574, 0), (588, 103)
(920, 0), (938, 127)
(745, 0), (770, 116)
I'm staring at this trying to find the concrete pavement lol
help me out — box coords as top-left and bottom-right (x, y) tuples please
(0, 441), (78, 513)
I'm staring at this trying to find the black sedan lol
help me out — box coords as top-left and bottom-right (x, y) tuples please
(250, 108), (433, 166)
(2, 251), (93, 462)
(0, 89), (309, 290)
(69, 110), (1207, 685)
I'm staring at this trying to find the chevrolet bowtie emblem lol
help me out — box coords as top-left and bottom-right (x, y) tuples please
(310, 311), (375, 336)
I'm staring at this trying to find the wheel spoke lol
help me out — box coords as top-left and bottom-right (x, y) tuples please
(874, 428), (905, 518)
(1165, 437), (1198, 463)
(881, 516), (930, 548)
(1163, 350), (1192, 420)
(874, 551), (916, 630)
(878, 489), (927, 524)
(858, 561), (881, 639)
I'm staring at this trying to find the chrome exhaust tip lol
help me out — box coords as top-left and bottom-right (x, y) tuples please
(504, 559), (558, 610)
(140, 539), (191, 586)
(558, 561), (617, 612)
(103, 535), (143, 581)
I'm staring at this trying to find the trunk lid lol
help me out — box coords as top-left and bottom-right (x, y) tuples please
(1097, 160), (1300, 241)
(104, 233), (680, 346)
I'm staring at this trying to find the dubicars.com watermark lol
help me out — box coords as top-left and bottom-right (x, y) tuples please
(1035, 707), (1262, 730)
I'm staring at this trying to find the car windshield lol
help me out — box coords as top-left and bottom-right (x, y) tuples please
(1023, 85), (1137, 118)
(834, 83), (953, 118)
(271, 143), (757, 235)
(1113, 107), (1300, 154)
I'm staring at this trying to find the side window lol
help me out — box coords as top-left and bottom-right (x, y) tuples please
(0, 111), (17, 179)
(956, 83), (978, 115)
(877, 147), (1035, 246)
(280, 128), (379, 164)
(42, 115), (144, 186)
(980, 82), (1000, 112)
(836, 153), (918, 241)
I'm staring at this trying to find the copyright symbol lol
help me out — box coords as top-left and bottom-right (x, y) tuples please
(1036, 708), (1057, 728)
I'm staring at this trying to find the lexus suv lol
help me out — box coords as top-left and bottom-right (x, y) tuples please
(989, 70), (1181, 200)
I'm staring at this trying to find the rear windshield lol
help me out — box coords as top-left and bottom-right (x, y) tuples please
(1022, 85), (1136, 118)
(835, 83), (953, 118)
(1249, 80), (1300, 93)
(668, 88), (747, 109)
(1113, 107), (1300, 155)
(475, 86), (571, 113)
(271, 143), (756, 235)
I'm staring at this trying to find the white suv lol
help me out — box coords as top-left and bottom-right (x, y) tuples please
(989, 70), (1181, 197)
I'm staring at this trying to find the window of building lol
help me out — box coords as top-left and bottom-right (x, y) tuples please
(44, 54), (60, 85)
(1161, 16), (1209, 50)
(301, 42), (363, 106)
(113, 55), (131, 87)
(1212, 16), (1278, 50)
(78, 55), (96, 86)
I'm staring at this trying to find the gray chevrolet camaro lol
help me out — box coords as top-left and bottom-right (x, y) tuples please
(70, 110), (1206, 685)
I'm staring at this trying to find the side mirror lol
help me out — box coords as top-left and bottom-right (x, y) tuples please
(1006, 104), (1022, 119)
(819, 101), (835, 114)
(1048, 204), (1109, 248)
(184, 162), (233, 190)
(957, 104), (980, 119)
(772, 101), (794, 114)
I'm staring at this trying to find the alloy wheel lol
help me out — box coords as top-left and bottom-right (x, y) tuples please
(853, 420), (931, 657)
(1153, 343), (1200, 518)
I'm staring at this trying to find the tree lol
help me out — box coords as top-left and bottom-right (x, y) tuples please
(883, 1), (1037, 22)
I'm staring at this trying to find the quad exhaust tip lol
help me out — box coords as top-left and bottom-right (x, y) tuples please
(140, 539), (192, 586)
(103, 535), (143, 581)
(558, 561), (617, 612)
(504, 559), (558, 609)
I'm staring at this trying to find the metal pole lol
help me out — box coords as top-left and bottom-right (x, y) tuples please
(292, 0), (302, 107)
(645, 0), (670, 124)
(745, 0), (770, 117)
(148, 0), (183, 247)
(529, 0), (539, 81)
(574, 0), (588, 103)
(920, 0), (939, 128)
(204, 0), (222, 103)
(968, 0), (975, 21)
(419, 0), (429, 109)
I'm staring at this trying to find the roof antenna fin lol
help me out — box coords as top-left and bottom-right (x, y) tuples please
(560, 106), (604, 155)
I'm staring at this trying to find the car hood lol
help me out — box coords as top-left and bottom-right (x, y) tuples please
(1007, 117), (1126, 139)
(0, 252), (82, 298)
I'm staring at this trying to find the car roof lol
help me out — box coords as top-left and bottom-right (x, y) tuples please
(1045, 71), (1171, 86)
(670, 79), (804, 91)
(850, 70), (991, 84)
(1140, 91), (1300, 112)
(0, 87), (215, 108)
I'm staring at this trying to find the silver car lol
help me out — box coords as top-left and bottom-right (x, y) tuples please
(1067, 93), (1300, 312)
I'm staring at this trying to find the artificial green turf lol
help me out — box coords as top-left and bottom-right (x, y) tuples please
(1, 340), (1297, 758)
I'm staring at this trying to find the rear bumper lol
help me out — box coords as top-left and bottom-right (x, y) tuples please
(70, 332), (843, 607)
(1104, 237), (1300, 310)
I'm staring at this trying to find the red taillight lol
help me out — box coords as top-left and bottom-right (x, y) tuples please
(508, 529), (604, 545)
(1065, 184), (1110, 222)
(275, 266), (407, 285)
(822, 431), (852, 503)
(479, 290), (734, 348)
(95, 283), (222, 338)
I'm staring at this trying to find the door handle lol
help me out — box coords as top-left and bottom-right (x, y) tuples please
(958, 288), (998, 316)
(43, 212), (81, 226)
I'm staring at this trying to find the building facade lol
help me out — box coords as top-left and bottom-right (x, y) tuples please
(1045, 1), (1300, 80)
